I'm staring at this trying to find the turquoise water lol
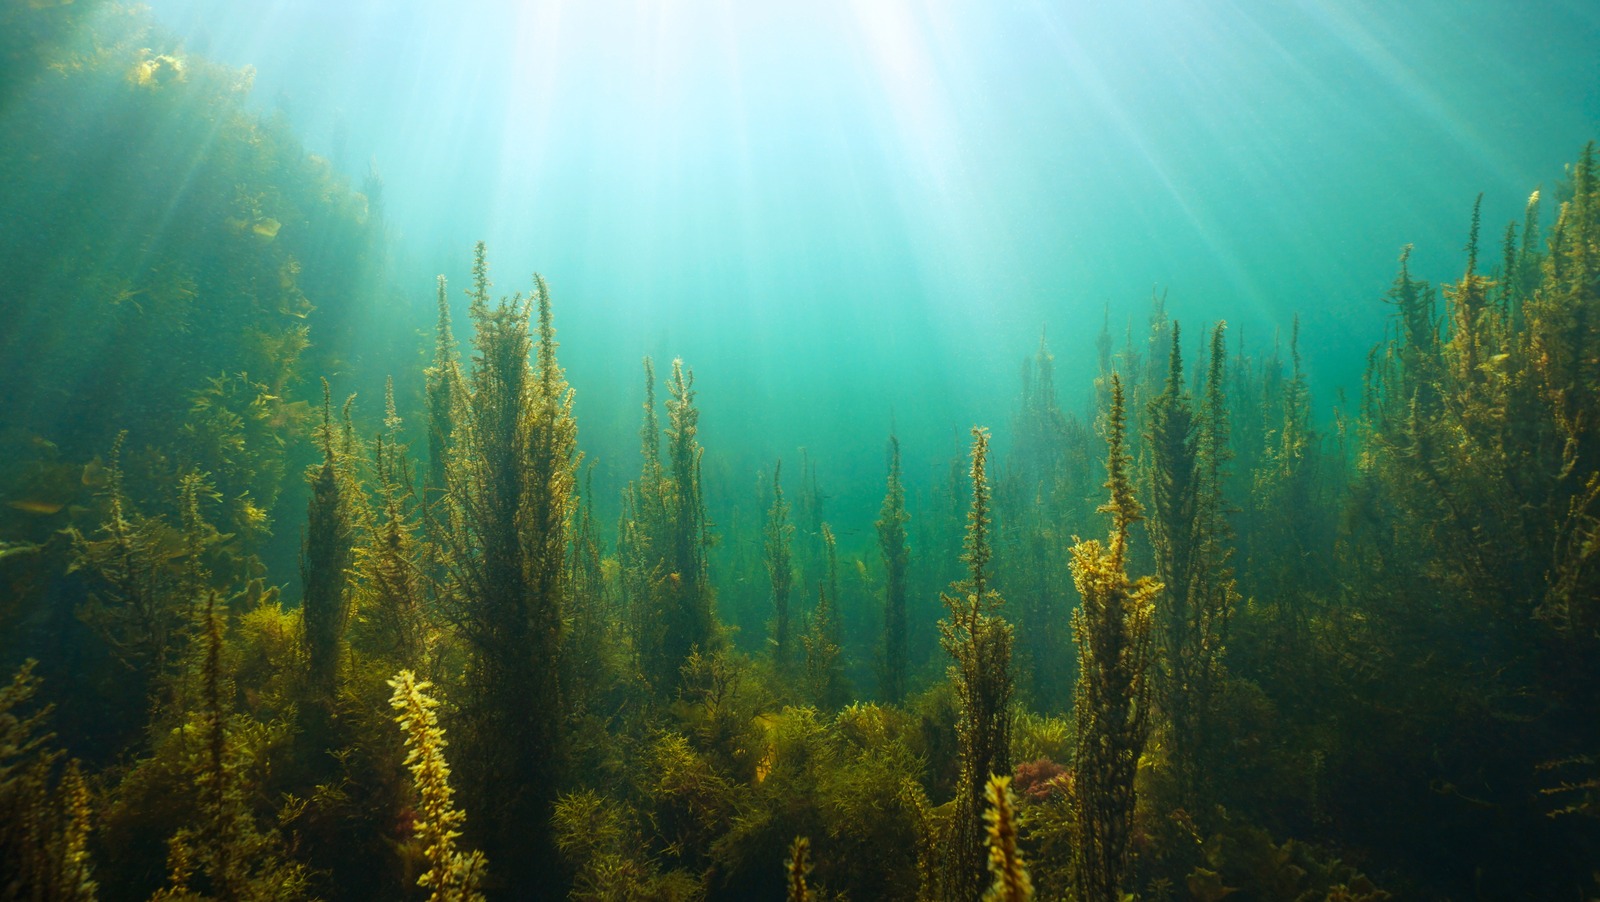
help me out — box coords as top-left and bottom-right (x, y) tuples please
(4, 2), (1600, 899)
(133, 0), (1600, 497)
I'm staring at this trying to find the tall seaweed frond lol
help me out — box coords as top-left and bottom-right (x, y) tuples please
(563, 464), (610, 714)
(1532, 142), (1600, 632)
(938, 426), (1015, 900)
(1188, 322), (1238, 805)
(786, 836), (813, 902)
(1071, 375), (1158, 902)
(640, 356), (663, 484)
(0, 662), (100, 900)
(352, 421), (428, 672)
(388, 669), (487, 902)
(983, 775), (1033, 902)
(663, 358), (714, 665)
(525, 272), (580, 682)
(70, 431), (188, 712)
(622, 356), (716, 696)
(427, 244), (575, 892)
(1145, 322), (1234, 811)
(964, 429), (994, 599)
(766, 460), (796, 675)
(59, 760), (98, 900)
(425, 274), (463, 496)
(802, 523), (847, 709)
(877, 433), (911, 704)
(1444, 194), (1493, 388)
(620, 358), (667, 686)
(1144, 324), (1200, 799)
(156, 593), (310, 901)
(301, 378), (355, 701)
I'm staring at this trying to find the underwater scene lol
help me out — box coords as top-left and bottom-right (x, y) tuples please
(3, 1), (1600, 899)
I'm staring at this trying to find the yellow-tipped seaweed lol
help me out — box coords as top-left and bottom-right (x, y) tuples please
(1071, 375), (1159, 902)
(388, 669), (487, 902)
(983, 775), (1033, 902)
(786, 836), (813, 902)
(939, 426), (1016, 900)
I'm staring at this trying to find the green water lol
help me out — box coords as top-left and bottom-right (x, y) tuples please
(2, 2), (1599, 899)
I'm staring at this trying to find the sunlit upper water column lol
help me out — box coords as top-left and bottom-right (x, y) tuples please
(134, 0), (1600, 496)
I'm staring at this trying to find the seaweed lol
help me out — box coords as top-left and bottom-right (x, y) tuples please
(982, 775), (1032, 902)
(936, 427), (1015, 900)
(423, 244), (578, 896)
(300, 381), (356, 705)
(1145, 323), (1237, 815)
(801, 524), (848, 711)
(876, 433), (911, 705)
(1070, 375), (1158, 902)
(623, 357), (717, 698)
(9, 13), (1600, 896)
(388, 670), (487, 902)
(0, 661), (99, 900)
(764, 461), (797, 678)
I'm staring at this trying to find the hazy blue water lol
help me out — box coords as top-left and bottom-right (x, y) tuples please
(136, 0), (1600, 521)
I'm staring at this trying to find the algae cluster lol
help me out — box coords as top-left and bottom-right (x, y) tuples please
(5, 4), (1600, 902)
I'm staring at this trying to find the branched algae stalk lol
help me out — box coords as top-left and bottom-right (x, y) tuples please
(1070, 375), (1158, 902)
(939, 426), (1015, 900)
(877, 432), (911, 705)
(983, 775), (1033, 902)
(388, 669), (487, 902)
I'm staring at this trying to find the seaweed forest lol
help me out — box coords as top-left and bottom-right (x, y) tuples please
(4, 3), (1600, 901)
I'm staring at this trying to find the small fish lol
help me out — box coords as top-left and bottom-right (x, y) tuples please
(8, 500), (65, 515)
